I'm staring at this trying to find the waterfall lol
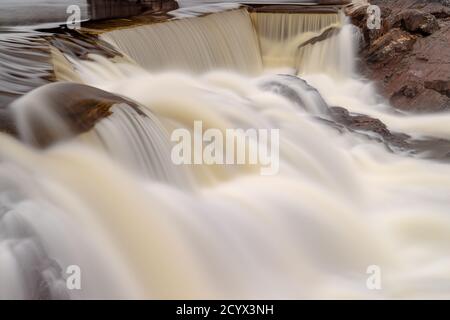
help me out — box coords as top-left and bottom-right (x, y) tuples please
(2, 4), (450, 299)
(100, 9), (263, 75)
(295, 22), (357, 77)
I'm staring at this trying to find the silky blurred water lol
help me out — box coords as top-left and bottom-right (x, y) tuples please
(2, 4), (450, 300)
(0, 0), (88, 26)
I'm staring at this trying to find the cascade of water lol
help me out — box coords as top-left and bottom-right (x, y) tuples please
(2, 5), (450, 300)
(258, 74), (330, 116)
(3, 65), (450, 297)
(100, 9), (263, 75)
(0, 0), (88, 26)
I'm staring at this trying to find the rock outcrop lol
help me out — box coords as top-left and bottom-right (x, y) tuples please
(347, 0), (450, 113)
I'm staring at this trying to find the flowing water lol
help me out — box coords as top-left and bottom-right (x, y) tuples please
(2, 6), (450, 299)
(100, 8), (263, 74)
(0, 0), (88, 26)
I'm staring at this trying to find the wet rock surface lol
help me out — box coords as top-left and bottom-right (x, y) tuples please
(399, 9), (440, 35)
(260, 74), (330, 116)
(5, 82), (145, 147)
(327, 106), (450, 160)
(0, 28), (126, 111)
(347, 0), (450, 113)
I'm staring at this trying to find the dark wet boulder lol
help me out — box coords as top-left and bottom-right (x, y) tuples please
(424, 80), (450, 98)
(398, 9), (440, 35)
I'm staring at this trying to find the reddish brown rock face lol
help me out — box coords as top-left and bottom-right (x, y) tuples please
(366, 28), (417, 63)
(6, 82), (146, 147)
(347, 0), (450, 113)
(399, 9), (440, 34)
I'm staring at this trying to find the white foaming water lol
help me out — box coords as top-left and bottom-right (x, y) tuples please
(304, 74), (450, 140)
(2, 7), (450, 299)
(251, 12), (341, 68)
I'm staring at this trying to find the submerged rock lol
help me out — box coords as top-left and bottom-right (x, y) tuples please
(7, 82), (145, 147)
(328, 106), (410, 150)
(0, 29), (124, 111)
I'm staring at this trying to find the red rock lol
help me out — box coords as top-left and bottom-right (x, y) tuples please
(348, 0), (450, 113)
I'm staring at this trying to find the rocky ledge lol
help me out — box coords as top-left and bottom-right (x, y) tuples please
(347, 0), (450, 113)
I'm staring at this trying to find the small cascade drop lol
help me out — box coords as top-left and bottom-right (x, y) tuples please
(100, 9), (263, 75)
(79, 104), (193, 188)
(295, 21), (358, 78)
